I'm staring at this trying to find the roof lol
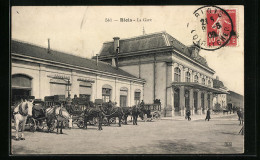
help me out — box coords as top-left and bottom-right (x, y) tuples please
(99, 31), (210, 68)
(227, 90), (244, 99)
(11, 40), (141, 80)
(213, 79), (227, 89)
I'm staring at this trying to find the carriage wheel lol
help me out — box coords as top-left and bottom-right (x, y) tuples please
(102, 117), (108, 126)
(77, 117), (84, 128)
(37, 121), (45, 131)
(28, 118), (36, 132)
(110, 117), (116, 124)
(92, 118), (98, 126)
(49, 120), (57, 132)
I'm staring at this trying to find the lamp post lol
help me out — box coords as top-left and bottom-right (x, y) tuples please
(66, 79), (71, 97)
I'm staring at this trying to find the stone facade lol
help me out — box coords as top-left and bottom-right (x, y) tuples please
(11, 40), (144, 107)
(97, 31), (227, 117)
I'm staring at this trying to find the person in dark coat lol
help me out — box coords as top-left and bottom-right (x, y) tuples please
(205, 109), (211, 121)
(186, 110), (191, 121)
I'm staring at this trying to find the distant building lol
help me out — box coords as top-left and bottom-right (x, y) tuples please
(96, 31), (227, 117)
(212, 76), (228, 110)
(11, 40), (145, 107)
(227, 90), (244, 109)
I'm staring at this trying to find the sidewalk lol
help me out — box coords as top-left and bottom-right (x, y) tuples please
(161, 113), (237, 121)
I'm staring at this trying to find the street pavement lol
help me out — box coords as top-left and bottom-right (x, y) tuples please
(11, 114), (244, 154)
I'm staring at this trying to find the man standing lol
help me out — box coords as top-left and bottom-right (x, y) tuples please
(205, 109), (211, 121)
(186, 110), (191, 121)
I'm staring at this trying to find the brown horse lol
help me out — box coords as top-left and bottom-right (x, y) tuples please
(45, 104), (70, 134)
(83, 107), (104, 130)
(101, 102), (124, 127)
(131, 105), (142, 125)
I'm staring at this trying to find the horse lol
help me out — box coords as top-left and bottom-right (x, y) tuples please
(237, 109), (244, 125)
(83, 107), (104, 130)
(31, 101), (46, 131)
(131, 105), (142, 125)
(45, 104), (70, 134)
(121, 106), (132, 124)
(101, 102), (124, 127)
(223, 109), (229, 115)
(13, 99), (34, 141)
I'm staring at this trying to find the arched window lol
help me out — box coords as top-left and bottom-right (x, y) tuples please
(174, 67), (181, 82)
(202, 78), (205, 85)
(194, 75), (198, 83)
(185, 72), (191, 82)
(120, 87), (128, 107)
(12, 74), (32, 104)
(208, 80), (211, 87)
(134, 89), (141, 105)
(102, 84), (112, 102)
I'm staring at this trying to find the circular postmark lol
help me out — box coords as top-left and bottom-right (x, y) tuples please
(187, 5), (237, 51)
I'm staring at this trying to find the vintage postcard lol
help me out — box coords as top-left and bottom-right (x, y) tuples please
(11, 6), (244, 154)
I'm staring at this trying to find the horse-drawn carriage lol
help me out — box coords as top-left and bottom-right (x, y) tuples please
(140, 99), (162, 121)
(26, 95), (68, 132)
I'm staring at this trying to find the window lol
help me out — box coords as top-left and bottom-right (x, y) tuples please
(202, 78), (205, 85)
(120, 87), (128, 107)
(49, 78), (68, 96)
(208, 80), (211, 87)
(174, 67), (181, 82)
(79, 81), (92, 100)
(134, 91), (141, 105)
(194, 75), (198, 83)
(102, 88), (111, 102)
(185, 72), (191, 82)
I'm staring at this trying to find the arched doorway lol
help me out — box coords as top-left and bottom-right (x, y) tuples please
(174, 88), (180, 114)
(11, 74), (32, 105)
(184, 89), (190, 110)
(193, 91), (198, 114)
(201, 93), (205, 113)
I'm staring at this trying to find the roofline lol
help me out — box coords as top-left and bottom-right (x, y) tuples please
(96, 46), (215, 74)
(102, 31), (167, 44)
(173, 48), (215, 74)
(12, 53), (146, 84)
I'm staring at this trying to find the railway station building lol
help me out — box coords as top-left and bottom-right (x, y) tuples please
(212, 76), (229, 110)
(96, 31), (228, 117)
(11, 40), (145, 107)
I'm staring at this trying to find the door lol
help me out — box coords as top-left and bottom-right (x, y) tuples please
(185, 90), (190, 110)
(120, 95), (127, 107)
(11, 89), (31, 105)
(174, 88), (180, 112)
(193, 91), (198, 114)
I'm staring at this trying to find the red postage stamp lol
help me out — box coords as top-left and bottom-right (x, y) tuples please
(206, 9), (237, 47)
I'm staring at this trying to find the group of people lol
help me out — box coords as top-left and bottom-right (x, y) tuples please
(185, 109), (211, 121)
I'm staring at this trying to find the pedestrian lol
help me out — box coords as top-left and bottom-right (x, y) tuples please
(186, 110), (191, 121)
(69, 115), (73, 129)
(205, 109), (211, 121)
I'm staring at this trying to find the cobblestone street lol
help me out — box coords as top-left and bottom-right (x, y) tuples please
(11, 114), (244, 154)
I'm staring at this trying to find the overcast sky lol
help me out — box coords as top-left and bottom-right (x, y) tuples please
(11, 6), (244, 95)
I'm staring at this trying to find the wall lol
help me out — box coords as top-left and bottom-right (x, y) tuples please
(12, 59), (143, 105)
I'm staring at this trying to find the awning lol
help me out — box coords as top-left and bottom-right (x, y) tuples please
(172, 82), (229, 94)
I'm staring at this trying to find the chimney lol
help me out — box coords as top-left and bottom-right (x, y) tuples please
(113, 37), (120, 69)
(113, 37), (120, 53)
(47, 38), (50, 53)
(96, 54), (99, 66)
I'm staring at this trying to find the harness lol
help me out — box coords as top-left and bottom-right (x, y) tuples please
(13, 103), (28, 116)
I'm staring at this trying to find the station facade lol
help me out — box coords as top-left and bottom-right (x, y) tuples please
(96, 31), (228, 117)
(11, 40), (145, 107)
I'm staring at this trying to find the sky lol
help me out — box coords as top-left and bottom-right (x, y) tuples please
(11, 6), (244, 95)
